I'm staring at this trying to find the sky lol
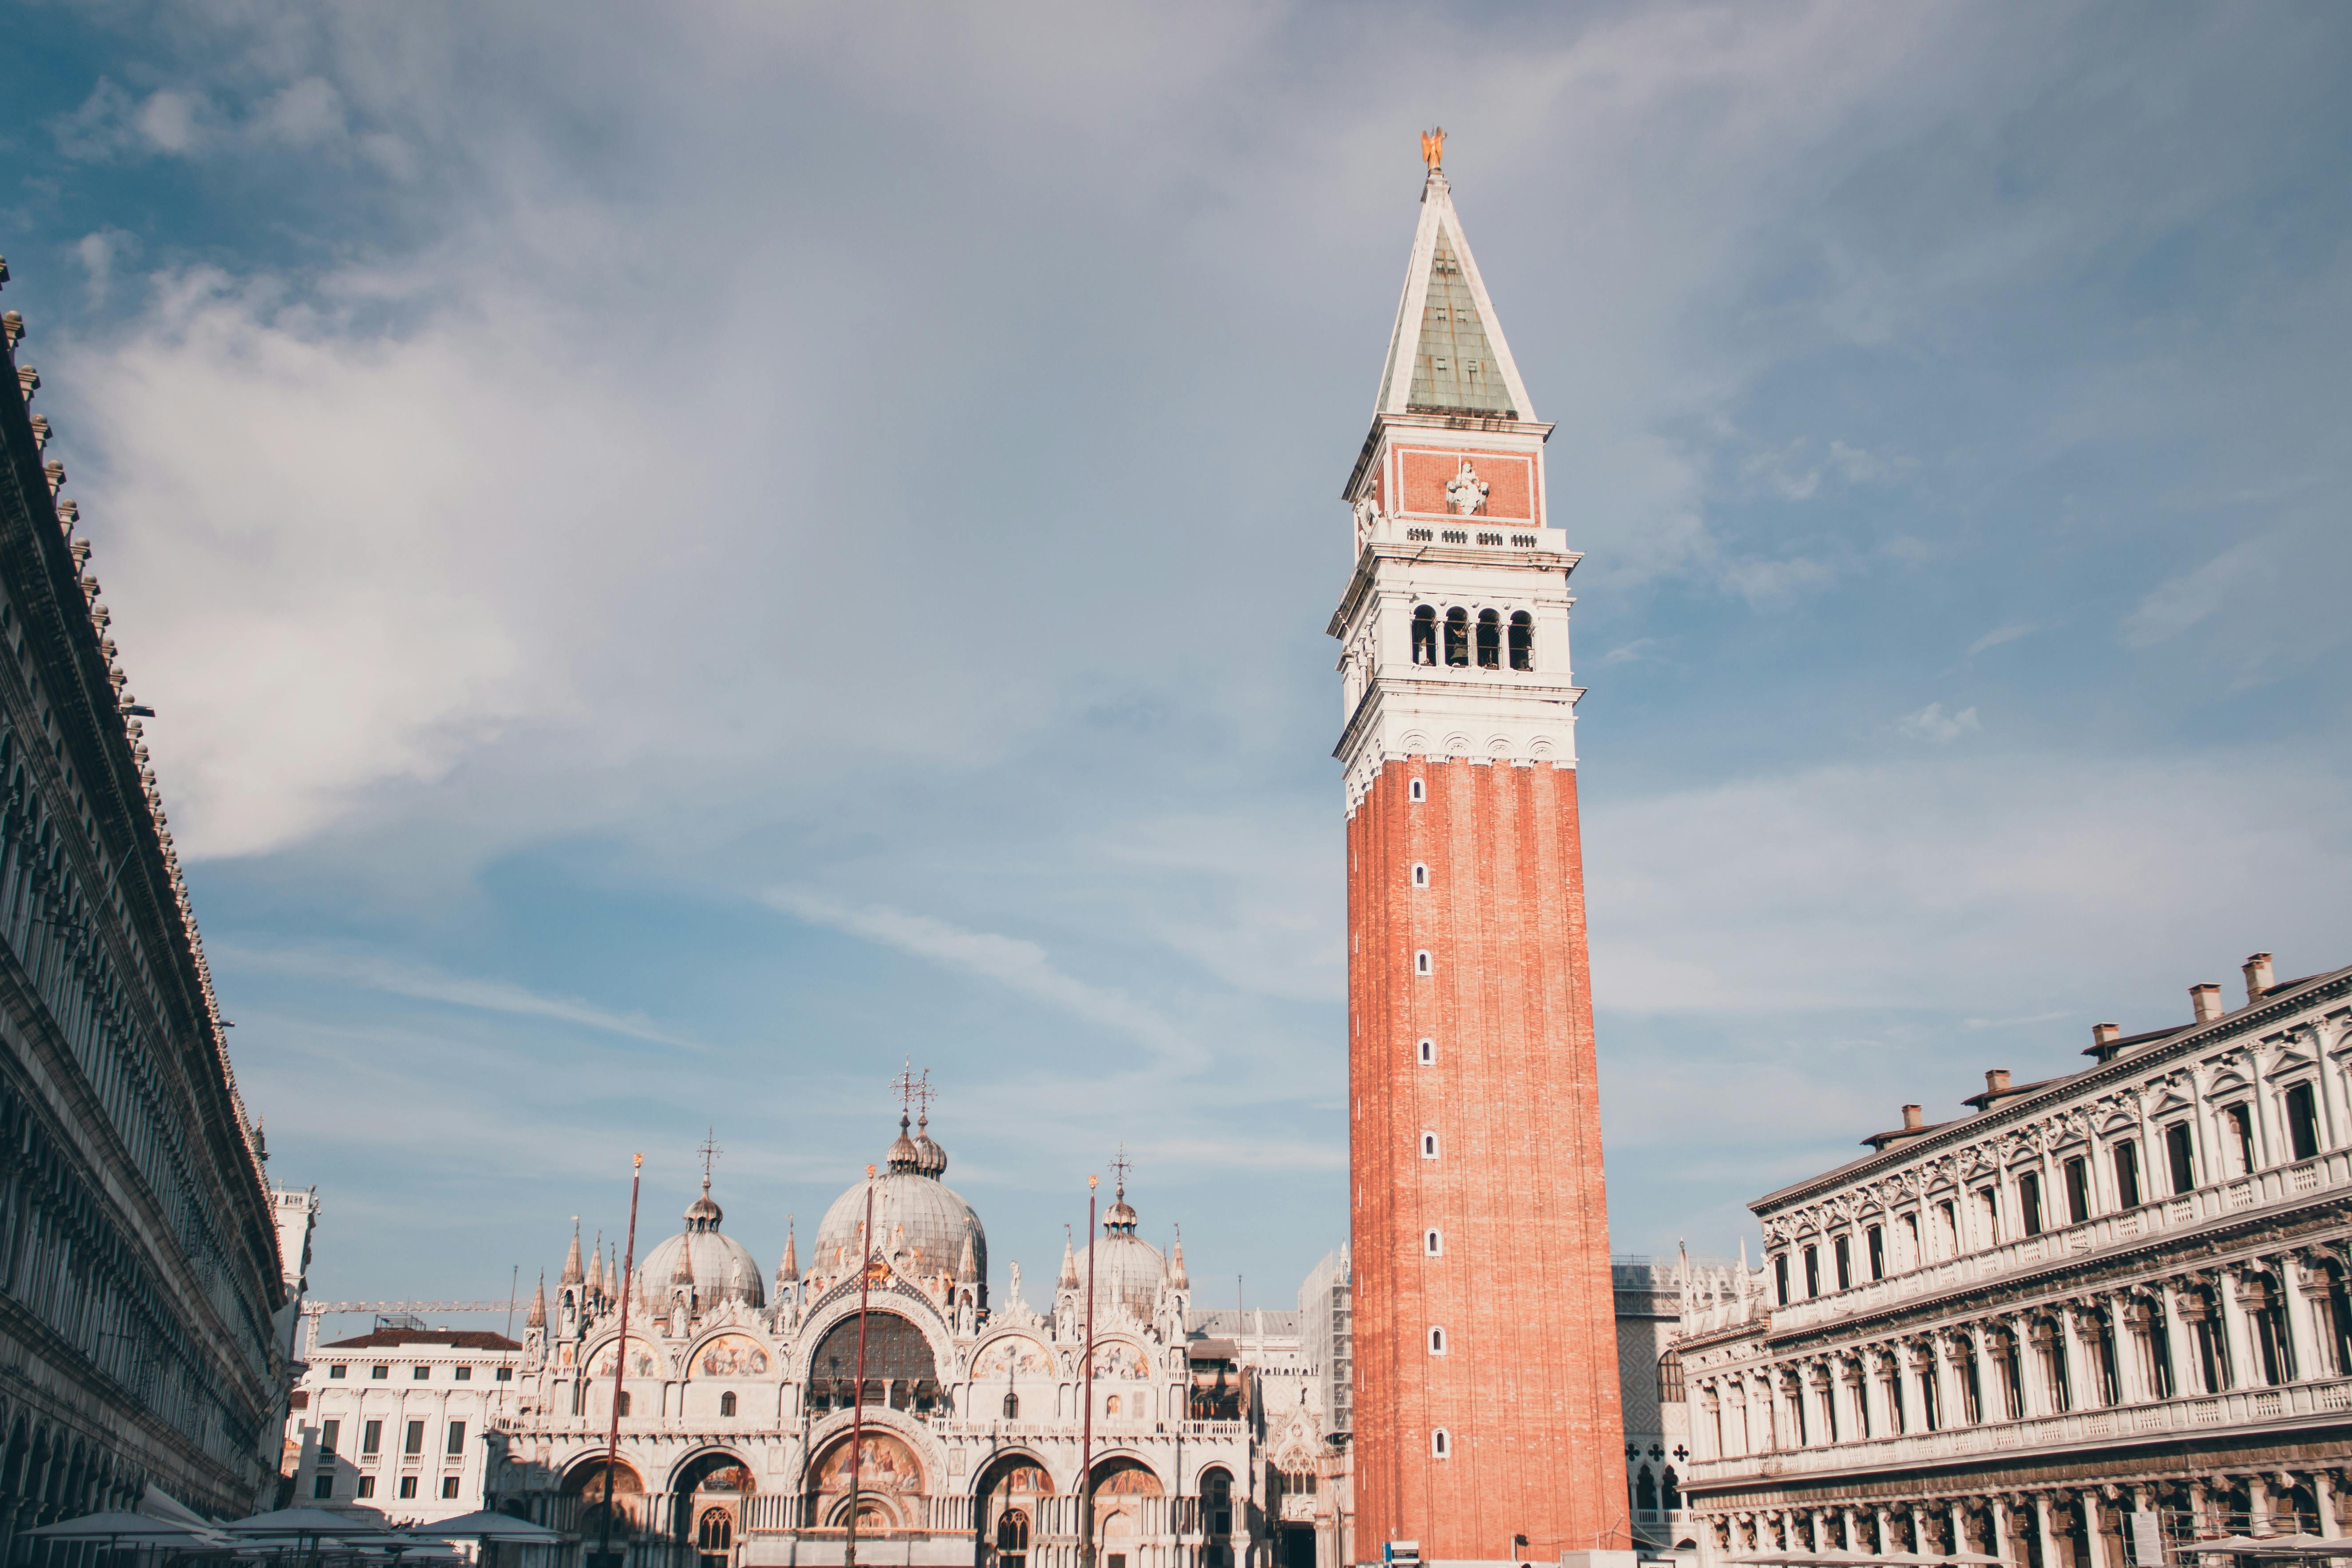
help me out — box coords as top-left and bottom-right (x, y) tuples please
(4, 0), (2350, 1329)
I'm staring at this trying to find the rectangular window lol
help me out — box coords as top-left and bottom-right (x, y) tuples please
(1802, 1246), (1821, 1298)
(329, 1365), (346, 1380)
(399, 1477), (418, 1500)
(1866, 1225), (1885, 1281)
(313, 1475), (334, 1500)
(2166, 1123), (2198, 1195)
(1939, 1201), (1958, 1257)
(1961, 1345), (1984, 1424)
(371, 1365), (389, 1380)
(2285, 1082), (2321, 1162)
(1978, 1188), (2001, 1245)
(318, 1420), (341, 1458)
(2064, 1157), (2092, 1225)
(2114, 1140), (2142, 1208)
(1833, 1235), (1853, 1291)
(2019, 1172), (2044, 1237)
(496, 1366), (513, 1382)
(404, 1420), (425, 1457)
(356, 1477), (376, 1500)
(454, 1366), (472, 1382)
(413, 1364), (431, 1381)
(1919, 1368), (1939, 1432)
(1774, 1254), (1790, 1306)
(446, 1421), (467, 1456)
(442, 1477), (461, 1500)
(2226, 1105), (2257, 1176)
(362, 1420), (383, 1456)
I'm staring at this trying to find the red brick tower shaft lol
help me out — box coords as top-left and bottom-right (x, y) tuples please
(1331, 147), (1626, 1565)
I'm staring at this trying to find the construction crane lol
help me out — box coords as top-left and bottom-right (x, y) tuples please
(300, 1300), (515, 1355)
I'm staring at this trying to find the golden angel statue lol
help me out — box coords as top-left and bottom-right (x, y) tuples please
(1421, 127), (1445, 169)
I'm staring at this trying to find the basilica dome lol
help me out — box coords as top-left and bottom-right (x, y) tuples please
(812, 1112), (987, 1295)
(638, 1178), (765, 1309)
(1077, 1179), (1167, 1322)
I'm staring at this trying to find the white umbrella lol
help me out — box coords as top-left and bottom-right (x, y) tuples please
(408, 1516), (560, 1544)
(28, 1514), (229, 1545)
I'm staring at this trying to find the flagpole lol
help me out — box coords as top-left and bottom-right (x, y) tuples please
(844, 1165), (878, 1568)
(595, 1154), (642, 1568)
(1079, 1173), (1098, 1568)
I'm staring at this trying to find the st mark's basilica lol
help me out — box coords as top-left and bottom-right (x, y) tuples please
(426, 1103), (1343, 1568)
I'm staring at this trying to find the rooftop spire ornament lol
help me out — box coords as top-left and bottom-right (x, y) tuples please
(1421, 126), (1445, 169)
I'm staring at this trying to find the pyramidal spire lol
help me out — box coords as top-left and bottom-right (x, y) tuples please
(957, 1233), (979, 1284)
(586, 1231), (605, 1299)
(1168, 1225), (1190, 1289)
(1057, 1227), (1079, 1291)
(778, 1218), (799, 1282)
(561, 1220), (584, 1286)
(527, 1271), (547, 1329)
(1371, 134), (1534, 424)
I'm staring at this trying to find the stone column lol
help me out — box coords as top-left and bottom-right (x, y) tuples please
(1932, 1334), (1963, 1429)
(1841, 1506), (1861, 1552)
(1856, 1351), (1885, 1440)
(2011, 1319), (2048, 1418)
(2032, 1494), (2062, 1568)
(2156, 1279), (2191, 1398)
(2313, 1470), (2338, 1537)
(2277, 1259), (2319, 1382)
(2079, 1492), (2110, 1568)
(2111, 1294), (2149, 1405)
(1989, 1498), (2015, 1568)
(2058, 1310), (2090, 1412)
(1874, 1508), (1895, 1560)
(2217, 1271), (2259, 1390)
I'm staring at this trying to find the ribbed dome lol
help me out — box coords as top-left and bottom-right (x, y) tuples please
(1080, 1180), (1165, 1320)
(812, 1117), (986, 1292)
(638, 1180), (764, 1308)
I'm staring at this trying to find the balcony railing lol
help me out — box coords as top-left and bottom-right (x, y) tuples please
(1687, 1374), (2352, 1486)
(1763, 1149), (2352, 1335)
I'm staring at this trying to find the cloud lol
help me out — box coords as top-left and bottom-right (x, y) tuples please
(52, 79), (215, 159)
(219, 944), (699, 1048)
(764, 887), (1208, 1071)
(1893, 702), (1980, 743)
(1964, 623), (2032, 657)
(73, 229), (139, 306)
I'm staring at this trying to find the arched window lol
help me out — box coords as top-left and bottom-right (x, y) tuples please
(1105, 1395), (1120, 1417)
(1408, 778), (1425, 802)
(1002, 1393), (1019, 1419)
(1424, 1229), (1442, 1256)
(810, 1311), (942, 1412)
(1509, 611), (1532, 670)
(616, 1392), (631, 1417)
(1427, 1326), (1447, 1356)
(697, 1507), (733, 1564)
(1476, 609), (1501, 669)
(1417, 1038), (1435, 1065)
(1444, 608), (1469, 666)
(1661, 1467), (1681, 1511)
(1200, 1469), (1233, 1537)
(1410, 863), (1429, 888)
(1635, 1467), (1659, 1512)
(1420, 1131), (1438, 1159)
(995, 1509), (1031, 1564)
(1415, 950), (1432, 976)
(1431, 1428), (1450, 1459)
(718, 1391), (736, 1418)
(1411, 606), (1437, 666)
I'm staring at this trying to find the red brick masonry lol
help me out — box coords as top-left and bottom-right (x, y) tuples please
(1348, 756), (1626, 1562)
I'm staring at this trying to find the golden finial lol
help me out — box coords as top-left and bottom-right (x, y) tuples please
(1421, 127), (1445, 170)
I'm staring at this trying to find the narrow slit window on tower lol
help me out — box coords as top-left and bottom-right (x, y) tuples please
(1476, 609), (1501, 669)
(1415, 950), (1432, 976)
(1509, 611), (1533, 670)
(1444, 608), (1469, 666)
(1431, 1428), (1450, 1459)
(1420, 1131), (1439, 1159)
(1408, 777), (1425, 801)
(1424, 1229), (1442, 1256)
(1417, 1038), (1435, 1065)
(1411, 605), (1437, 666)
(1411, 862), (1429, 888)
(1427, 1326), (1447, 1355)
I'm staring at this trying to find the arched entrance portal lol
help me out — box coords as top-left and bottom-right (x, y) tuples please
(672, 1452), (754, 1568)
(1087, 1458), (1164, 1568)
(974, 1455), (1053, 1568)
(810, 1431), (926, 1532)
(562, 1458), (643, 1568)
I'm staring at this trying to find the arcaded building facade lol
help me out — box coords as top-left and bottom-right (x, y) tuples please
(0, 276), (290, 1533)
(1675, 954), (2352, 1568)
(1332, 146), (1625, 1563)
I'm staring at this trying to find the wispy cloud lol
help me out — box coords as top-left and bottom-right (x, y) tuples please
(1893, 702), (1980, 743)
(1964, 623), (2032, 657)
(218, 945), (698, 1048)
(764, 887), (1208, 1071)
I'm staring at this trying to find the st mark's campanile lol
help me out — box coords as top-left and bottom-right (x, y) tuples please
(1332, 135), (1627, 1565)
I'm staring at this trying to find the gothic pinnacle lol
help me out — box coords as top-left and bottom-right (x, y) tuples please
(561, 1220), (583, 1286)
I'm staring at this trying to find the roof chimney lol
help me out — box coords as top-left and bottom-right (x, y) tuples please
(2243, 952), (2274, 1003)
(1984, 1069), (2011, 1096)
(2091, 1022), (2120, 1048)
(1901, 1104), (1923, 1131)
(2190, 982), (2224, 1024)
